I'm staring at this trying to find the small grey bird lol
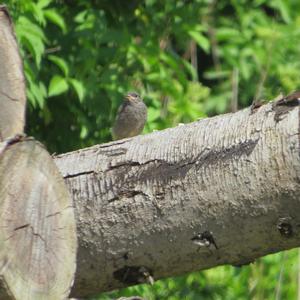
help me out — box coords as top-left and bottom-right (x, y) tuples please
(112, 92), (147, 140)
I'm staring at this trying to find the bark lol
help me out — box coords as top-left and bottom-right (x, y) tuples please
(0, 6), (26, 141)
(0, 137), (77, 300)
(54, 97), (300, 298)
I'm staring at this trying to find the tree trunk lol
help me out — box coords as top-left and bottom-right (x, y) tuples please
(0, 6), (26, 140)
(54, 98), (300, 298)
(0, 137), (77, 300)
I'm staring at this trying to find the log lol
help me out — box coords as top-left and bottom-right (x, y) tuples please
(54, 96), (300, 298)
(0, 137), (77, 299)
(0, 5), (26, 140)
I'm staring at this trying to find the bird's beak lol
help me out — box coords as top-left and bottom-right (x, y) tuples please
(125, 95), (134, 101)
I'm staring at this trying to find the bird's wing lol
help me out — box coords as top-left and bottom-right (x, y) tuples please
(116, 101), (129, 117)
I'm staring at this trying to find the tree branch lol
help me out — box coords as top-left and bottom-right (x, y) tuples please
(54, 96), (300, 298)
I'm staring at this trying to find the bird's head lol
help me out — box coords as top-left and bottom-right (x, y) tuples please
(124, 92), (142, 103)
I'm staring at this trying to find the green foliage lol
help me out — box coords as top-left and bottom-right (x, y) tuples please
(5, 0), (300, 152)
(3, 0), (300, 298)
(98, 249), (299, 300)
(4, 0), (300, 153)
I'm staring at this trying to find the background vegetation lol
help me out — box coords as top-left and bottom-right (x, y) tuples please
(2, 0), (300, 298)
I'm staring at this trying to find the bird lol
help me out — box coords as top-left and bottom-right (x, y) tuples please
(112, 92), (147, 140)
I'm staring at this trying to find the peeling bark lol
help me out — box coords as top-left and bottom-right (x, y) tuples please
(54, 99), (300, 298)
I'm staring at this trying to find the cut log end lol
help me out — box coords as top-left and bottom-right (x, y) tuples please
(0, 138), (77, 299)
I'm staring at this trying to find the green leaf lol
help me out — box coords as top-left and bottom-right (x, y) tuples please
(216, 28), (241, 41)
(37, 0), (52, 9)
(74, 10), (89, 23)
(275, 0), (291, 24)
(31, 81), (47, 108)
(29, 3), (46, 25)
(25, 62), (47, 108)
(44, 9), (67, 33)
(20, 34), (45, 68)
(48, 55), (69, 76)
(16, 16), (46, 40)
(15, 16), (46, 67)
(80, 126), (88, 139)
(182, 60), (198, 81)
(147, 107), (161, 122)
(188, 30), (210, 53)
(204, 70), (230, 80)
(69, 79), (85, 102)
(48, 75), (69, 97)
